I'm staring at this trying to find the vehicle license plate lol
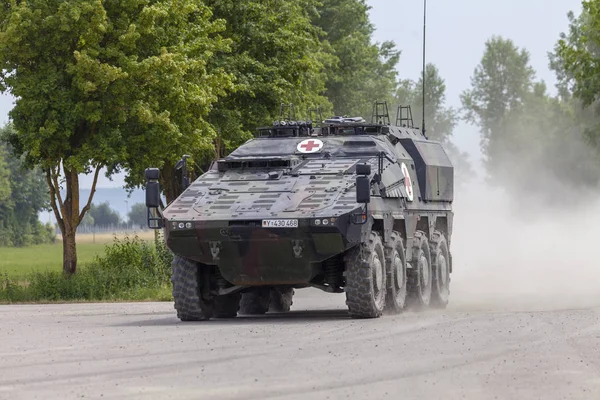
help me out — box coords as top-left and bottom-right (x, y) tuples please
(262, 219), (299, 228)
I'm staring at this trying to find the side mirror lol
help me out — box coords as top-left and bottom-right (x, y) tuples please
(356, 176), (371, 204)
(356, 163), (371, 176)
(144, 167), (164, 229)
(145, 181), (161, 208)
(145, 168), (161, 208)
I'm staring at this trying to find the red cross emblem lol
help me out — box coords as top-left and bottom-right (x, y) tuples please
(297, 138), (323, 154)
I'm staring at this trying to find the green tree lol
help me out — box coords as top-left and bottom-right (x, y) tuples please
(0, 125), (54, 247)
(313, 0), (401, 118)
(206, 0), (331, 157)
(0, 143), (12, 245)
(548, 10), (591, 100)
(118, 0), (332, 200)
(554, 1), (600, 108)
(462, 32), (600, 202)
(395, 64), (458, 143)
(81, 213), (94, 226)
(127, 202), (147, 228)
(460, 35), (536, 180)
(0, 143), (10, 205)
(0, 0), (233, 274)
(553, 2), (600, 149)
(89, 202), (121, 226)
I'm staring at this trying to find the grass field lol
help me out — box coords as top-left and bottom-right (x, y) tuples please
(0, 230), (157, 279)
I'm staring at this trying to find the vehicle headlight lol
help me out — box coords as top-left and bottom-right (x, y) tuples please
(171, 221), (194, 230)
(313, 218), (336, 226)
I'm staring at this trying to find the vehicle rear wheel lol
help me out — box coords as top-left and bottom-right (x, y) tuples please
(344, 231), (387, 318)
(171, 255), (214, 321)
(269, 287), (294, 312)
(407, 230), (432, 310)
(384, 231), (408, 314)
(430, 230), (450, 308)
(239, 288), (271, 315)
(213, 293), (241, 318)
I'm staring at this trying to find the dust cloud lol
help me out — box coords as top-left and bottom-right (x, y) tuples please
(449, 177), (600, 312)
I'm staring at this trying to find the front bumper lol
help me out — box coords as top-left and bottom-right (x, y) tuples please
(165, 215), (361, 285)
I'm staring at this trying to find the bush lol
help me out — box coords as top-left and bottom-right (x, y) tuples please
(0, 234), (174, 302)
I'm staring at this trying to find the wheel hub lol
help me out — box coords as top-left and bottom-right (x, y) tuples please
(373, 255), (384, 292)
(420, 253), (429, 284)
(394, 254), (403, 288)
(438, 254), (448, 285)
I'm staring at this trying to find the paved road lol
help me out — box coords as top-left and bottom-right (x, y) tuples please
(1, 289), (599, 400)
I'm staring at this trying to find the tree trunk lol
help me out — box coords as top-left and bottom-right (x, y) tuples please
(62, 228), (77, 275)
(45, 162), (101, 276)
(161, 162), (178, 205)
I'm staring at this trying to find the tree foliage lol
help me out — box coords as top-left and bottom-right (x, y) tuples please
(553, 1), (600, 149)
(460, 36), (536, 176)
(462, 33), (600, 203)
(0, 0), (477, 271)
(314, 0), (400, 118)
(554, 1), (600, 108)
(0, 125), (55, 247)
(0, 0), (233, 273)
(202, 0), (332, 162)
(127, 202), (147, 228)
(88, 202), (121, 226)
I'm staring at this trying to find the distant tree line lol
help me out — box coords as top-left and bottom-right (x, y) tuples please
(0, 0), (598, 271)
(82, 201), (148, 229)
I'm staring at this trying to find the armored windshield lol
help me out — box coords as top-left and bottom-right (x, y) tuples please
(227, 135), (395, 159)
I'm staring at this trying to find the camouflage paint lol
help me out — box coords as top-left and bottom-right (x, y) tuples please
(159, 122), (454, 285)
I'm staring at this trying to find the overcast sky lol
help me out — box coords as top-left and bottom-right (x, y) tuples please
(0, 0), (584, 188)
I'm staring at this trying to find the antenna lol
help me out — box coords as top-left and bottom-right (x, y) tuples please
(421, 0), (427, 138)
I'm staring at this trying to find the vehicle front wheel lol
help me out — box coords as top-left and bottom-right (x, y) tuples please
(171, 256), (214, 321)
(344, 231), (387, 318)
(384, 230), (408, 314)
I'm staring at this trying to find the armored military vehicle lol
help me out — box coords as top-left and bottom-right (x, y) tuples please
(145, 102), (454, 321)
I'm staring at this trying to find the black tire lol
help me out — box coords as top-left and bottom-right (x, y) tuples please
(171, 255), (214, 321)
(430, 230), (450, 308)
(269, 287), (294, 312)
(384, 231), (408, 314)
(344, 231), (387, 318)
(239, 288), (271, 315)
(407, 230), (432, 310)
(214, 293), (241, 318)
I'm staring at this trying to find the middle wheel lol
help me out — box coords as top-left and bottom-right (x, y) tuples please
(407, 230), (433, 309)
(239, 287), (271, 315)
(269, 287), (294, 312)
(384, 230), (408, 313)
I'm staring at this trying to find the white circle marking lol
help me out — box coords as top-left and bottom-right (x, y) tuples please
(401, 162), (414, 202)
(297, 138), (323, 154)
